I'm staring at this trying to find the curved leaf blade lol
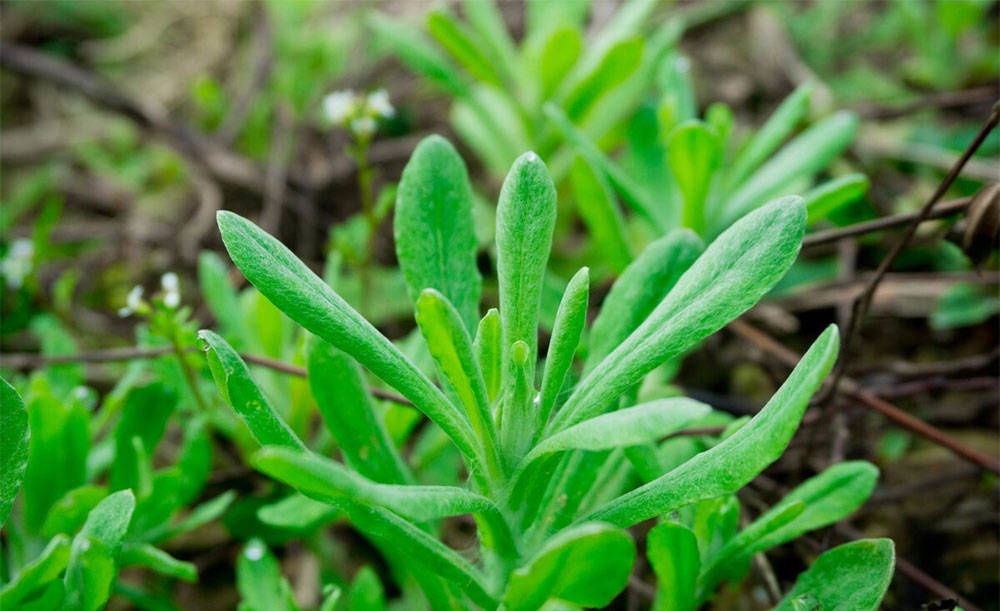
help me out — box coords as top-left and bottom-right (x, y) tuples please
(774, 539), (895, 611)
(0, 376), (29, 527)
(538, 267), (590, 429)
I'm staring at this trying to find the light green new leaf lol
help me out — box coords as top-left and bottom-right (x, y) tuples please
(238, 539), (297, 611)
(462, 0), (520, 88)
(564, 37), (644, 121)
(570, 156), (632, 271)
(474, 308), (502, 404)
(307, 338), (410, 485)
(585, 229), (703, 373)
(648, 521), (700, 611)
(727, 82), (814, 190)
(555, 197), (807, 432)
(774, 539), (895, 611)
(258, 493), (341, 531)
(395, 135), (481, 332)
(63, 490), (136, 611)
(538, 268), (590, 429)
(584, 325), (839, 527)
(722, 111), (857, 228)
(199, 330), (304, 451)
(0, 376), (28, 527)
(367, 13), (467, 97)
(120, 542), (197, 581)
(538, 28), (582, 100)
(668, 121), (722, 235)
(428, 9), (502, 87)
(215, 211), (482, 474)
(0, 534), (71, 608)
(348, 565), (385, 611)
(496, 152), (557, 389)
(502, 522), (635, 611)
(803, 173), (869, 224)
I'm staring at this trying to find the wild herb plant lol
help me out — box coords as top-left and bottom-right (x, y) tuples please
(199, 135), (893, 609)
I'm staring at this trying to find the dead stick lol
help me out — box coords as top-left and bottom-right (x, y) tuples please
(802, 197), (971, 248)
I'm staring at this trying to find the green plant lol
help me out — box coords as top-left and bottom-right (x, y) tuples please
(197, 135), (892, 609)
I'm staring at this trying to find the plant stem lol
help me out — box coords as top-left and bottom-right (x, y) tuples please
(169, 331), (210, 413)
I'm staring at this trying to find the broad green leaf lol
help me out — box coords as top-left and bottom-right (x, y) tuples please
(585, 229), (703, 373)
(722, 112), (857, 228)
(198, 251), (244, 343)
(110, 383), (175, 491)
(555, 197), (807, 432)
(367, 13), (467, 97)
(569, 156), (632, 271)
(215, 212), (483, 476)
(564, 37), (644, 121)
(428, 9), (502, 87)
(120, 542), (197, 581)
(199, 330), (304, 451)
(538, 268), (590, 429)
(348, 565), (385, 611)
(496, 152), (556, 391)
(727, 82), (814, 190)
(774, 539), (895, 611)
(395, 135), (481, 332)
(41, 485), (107, 538)
(803, 173), (869, 224)
(584, 325), (839, 527)
(63, 490), (136, 611)
(0, 534), (71, 608)
(415, 289), (499, 472)
(648, 521), (700, 611)
(502, 522), (635, 611)
(0, 376), (28, 527)
(538, 28), (582, 100)
(473, 308), (502, 404)
(668, 121), (722, 234)
(307, 338), (411, 485)
(238, 539), (297, 611)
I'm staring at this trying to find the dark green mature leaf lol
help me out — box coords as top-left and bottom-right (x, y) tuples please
(395, 135), (481, 332)
(63, 490), (136, 611)
(570, 156), (632, 272)
(538, 267), (590, 429)
(502, 522), (635, 611)
(721, 112), (857, 229)
(648, 521), (699, 611)
(199, 330), (303, 451)
(774, 539), (895, 611)
(238, 539), (297, 611)
(0, 376), (28, 527)
(0, 534), (71, 608)
(415, 289), (500, 473)
(307, 339), (411, 485)
(555, 197), (807, 432)
(584, 325), (839, 527)
(215, 212), (483, 476)
(584, 229), (703, 373)
(495, 152), (557, 390)
(110, 383), (175, 491)
(668, 121), (722, 234)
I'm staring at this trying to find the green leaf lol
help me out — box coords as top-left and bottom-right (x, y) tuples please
(538, 268), (590, 429)
(584, 229), (703, 373)
(569, 156), (632, 272)
(394, 135), (482, 332)
(584, 325), (839, 527)
(502, 522), (636, 611)
(473, 308), (502, 405)
(462, 0), (520, 88)
(667, 121), (722, 234)
(258, 493), (341, 531)
(538, 28), (582, 100)
(63, 490), (136, 611)
(348, 565), (385, 611)
(215, 211), (483, 477)
(367, 13), (467, 98)
(564, 37), (644, 121)
(0, 376), (28, 527)
(415, 289), (499, 473)
(238, 539), (297, 611)
(0, 534), (71, 608)
(199, 330), (304, 451)
(307, 338), (411, 485)
(774, 539), (895, 611)
(41, 485), (107, 538)
(120, 543), (197, 581)
(647, 521), (700, 611)
(496, 152), (557, 391)
(555, 197), (807, 432)
(428, 9), (502, 87)
(722, 111), (857, 229)
(727, 82), (814, 190)
(145, 490), (236, 544)
(110, 383), (175, 491)
(803, 173), (869, 224)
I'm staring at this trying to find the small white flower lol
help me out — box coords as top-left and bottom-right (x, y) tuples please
(244, 541), (266, 561)
(118, 285), (145, 317)
(1, 239), (34, 289)
(323, 89), (357, 124)
(161, 272), (181, 308)
(351, 116), (377, 138)
(366, 89), (395, 119)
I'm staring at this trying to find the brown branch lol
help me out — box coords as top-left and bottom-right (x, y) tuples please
(802, 197), (971, 249)
(728, 320), (1000, 474)
(823, 102), (1000, 404)
(856, 85), (999, 121)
